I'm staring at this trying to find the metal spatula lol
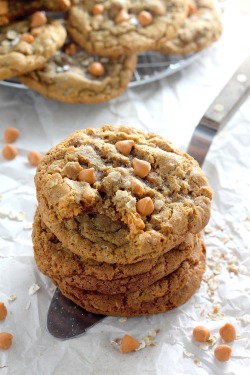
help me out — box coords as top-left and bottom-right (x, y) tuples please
(47, 51), (250, 339)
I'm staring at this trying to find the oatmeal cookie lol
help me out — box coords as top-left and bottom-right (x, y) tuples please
(0, 15), (66, 80)
(19, 39), (137, 103)
(34, 125), (212, 264)
(67, 0), (189, 57)
(0, 0), (70, 26)
(159, 0), (223, 55)
(33, 210), (201, 294)
(51, 240), (206, 316)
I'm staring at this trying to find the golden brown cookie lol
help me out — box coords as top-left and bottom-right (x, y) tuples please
(158, 0), (222, 55)
(33, 210), (201, 294)
(50, 240), (206, 316)
(0, 16), (66, 80)
(19, 38), (137, 104)
(35, 125), (212, 264)
(0, 0), (70, 26)
(67, 0), (189, 57)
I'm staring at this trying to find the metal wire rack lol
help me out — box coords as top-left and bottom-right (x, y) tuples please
(0, 51), (199, 90)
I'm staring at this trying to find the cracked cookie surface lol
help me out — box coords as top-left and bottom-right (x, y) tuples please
(51, 240), (206, 316)
(159, 0), (222, 55)
(33, 210), (201, 294)
(35, 125), (212, 264)
(0, 16), (66, 80)
(19, 38), (137, 103)
(67, 0), (189, 57)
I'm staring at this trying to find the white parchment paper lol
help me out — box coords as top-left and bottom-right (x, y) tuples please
(0, 1), (250, 374)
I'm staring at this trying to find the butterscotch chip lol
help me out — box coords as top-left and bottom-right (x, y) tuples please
(0, 302), (7, 320)
(78, 168), (96, 184)
(20, 33), (34, 44)
(30, 11), (47, 28)
(115, 140), (134, 156)
(193, 325), (210, 342)
(188, 2), (198, 16)
(138, 11), (153, 26)
(87, 61), (104, 77)
(115, 9), (130, 23)
(2, 143), (18, 160)
(4, 127), (20, 143)
(64, 42), (77, 56)
(28, 150), (42, 166)
(219, 323), (236, 342)
(133, 158), (151, 178)
(131, 179), (144, 196)
(214, 345), (232, 362)
(120, 335), (139, 353)
(0, 332), (13, 350)
(136, 197), (154, 216)
(92, 4), (104, 15)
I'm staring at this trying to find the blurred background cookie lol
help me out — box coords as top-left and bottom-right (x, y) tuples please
(19, 38), (137, 103)
(0, 13), (66, 80)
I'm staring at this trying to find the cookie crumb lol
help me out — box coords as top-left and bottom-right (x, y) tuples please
(8, 294), (16, 302)
(28, 283), (40, 295)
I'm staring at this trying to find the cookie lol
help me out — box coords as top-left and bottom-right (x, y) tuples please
(0, 15), (66, 80)
(0, 0), (70, 26)
(33, 210), (201, 294)
(67, 0), (189, 57)
(158, 0), (222, 55)
(19, 39), (137, 103)
(50, 240), (206, 316)
(34, 125), (212, 264)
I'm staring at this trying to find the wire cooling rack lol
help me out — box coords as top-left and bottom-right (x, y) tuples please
(0, 51), (199, 90)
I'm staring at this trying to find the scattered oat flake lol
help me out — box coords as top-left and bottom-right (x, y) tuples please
(136, 340), (146, 351)
(237, 315), (250, 326)
(0, 194), (3, 201)
(183, 350), (194, 357)
(208, 278), (220, 291)
(8, 294), (16, 302)
(199, 343), (209, 351)
(25, 301), (31, 310)
(28, 284), (40, 295)
(118, 317), (127, 323)
(204, 227), (212, 234)
(23, 222), (33, 230)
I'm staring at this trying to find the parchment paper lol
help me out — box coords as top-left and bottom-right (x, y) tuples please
(0, 1), (250, 374)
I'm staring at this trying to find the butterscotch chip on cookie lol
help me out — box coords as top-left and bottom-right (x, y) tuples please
(34, 125), (212, 264)
(50, 240), (206, 316)
(158, 0), (223, 55)
(0, 16), (66, 80)
(33, 210), (201, 294)
(19, 39), (137, 104)
(67, 0), (189, 57)
(0, 0), (70, 26)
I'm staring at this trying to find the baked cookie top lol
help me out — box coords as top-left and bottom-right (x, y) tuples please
(0, 0), (70, 25)
(19, 39), (137, 103)
(67, 0), (189, 57)
(35, 125), (212, 263)
(0, 13), (66, 80)
(159, 0), (223, 55)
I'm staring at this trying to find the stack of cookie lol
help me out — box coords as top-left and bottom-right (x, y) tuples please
(0, 0), (223, 103)
(32, 125), (212, 316)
